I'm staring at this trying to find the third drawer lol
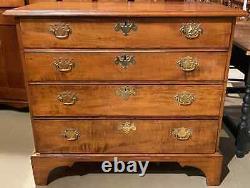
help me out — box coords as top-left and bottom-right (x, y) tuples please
(29, 84), (224, 117)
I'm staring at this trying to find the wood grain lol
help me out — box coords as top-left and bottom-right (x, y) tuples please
(32, 119), (219, 154)
(29, 84), (223, 117)
(19, 18), (232, 49)
(25, 51), (228, 82)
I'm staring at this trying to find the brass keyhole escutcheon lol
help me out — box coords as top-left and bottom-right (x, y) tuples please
(114, 54), (136, 69)
(116, 85), (136, 100)
(118, 121), (136, 134)
(114, 21), (137, 36)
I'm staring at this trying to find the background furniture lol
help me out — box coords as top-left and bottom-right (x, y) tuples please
(224, 21), (250, 157)
(0, 0), (27, 109)
(225, 0), (249, 20)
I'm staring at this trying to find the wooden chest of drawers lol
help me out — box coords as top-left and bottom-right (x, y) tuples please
(5, 1), (246, 186)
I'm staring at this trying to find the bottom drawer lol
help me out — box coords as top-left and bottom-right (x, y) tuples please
(33, 119), (219, 154)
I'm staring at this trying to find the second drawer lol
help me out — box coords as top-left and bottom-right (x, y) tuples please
(32, 119), (219, 154)
(25, 51), (228, 81)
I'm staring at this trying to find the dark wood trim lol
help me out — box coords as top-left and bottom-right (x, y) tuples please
(31, 116), (219, 120)
(226, 86), (245, 93)
(27, 81), (226, 85)
(24, 48), (230, 53)
(235, 65), (250, 157)
(0, 100), (28, 110)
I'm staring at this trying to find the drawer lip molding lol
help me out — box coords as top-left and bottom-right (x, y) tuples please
(25, 51), (228, 82)
(24, 49), (230, 53)
(31, 116), (220, 120)
(29, 84), (223, 117)
(31, 116), (220, 121)
(18, 18), (232, 49)
(32, 119), (219, 154)
(28, 81), (226, 85)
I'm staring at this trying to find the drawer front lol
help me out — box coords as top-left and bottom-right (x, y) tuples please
(29, 84), (223, 117)
(20, 18), (232, 49)
(33, 119), (218, 154)
(25, 51), (228, 81)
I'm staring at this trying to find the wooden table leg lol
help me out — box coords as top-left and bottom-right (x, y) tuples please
(236, 62), (250, 158)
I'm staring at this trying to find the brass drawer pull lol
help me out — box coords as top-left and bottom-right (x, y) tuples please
(171, 127), (192, 141)
(63, 129), (80, 141)
(53, 58), (75, 72)
(114, 21), (137, 36)
(114, 54), (136, 69)
(175, 92), (195, 105)
(118, 121), (136, 134)
(116, 85), (136, 100)
(177, 56), (199, 72)
(49, 23), (72, 39)
(180, 22), (203, 39)
(57, 91), (78, 105)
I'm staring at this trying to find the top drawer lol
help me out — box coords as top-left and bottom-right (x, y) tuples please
(20, 18), (232, 49)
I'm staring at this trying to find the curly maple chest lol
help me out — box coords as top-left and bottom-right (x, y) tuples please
(4, 1), (246, 186)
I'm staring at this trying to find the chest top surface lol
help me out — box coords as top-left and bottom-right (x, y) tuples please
(4, 2), (247, 17)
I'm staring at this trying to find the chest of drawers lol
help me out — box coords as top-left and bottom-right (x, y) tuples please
(4, 1), (246, 186)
